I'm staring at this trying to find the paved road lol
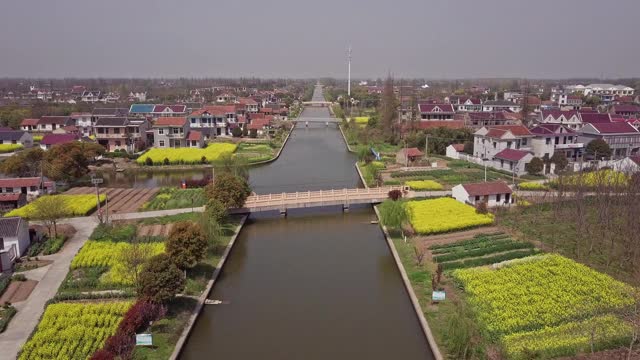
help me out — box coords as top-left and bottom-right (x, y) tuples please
(0, 207), (205, 360)
(0, 217), (98, 360)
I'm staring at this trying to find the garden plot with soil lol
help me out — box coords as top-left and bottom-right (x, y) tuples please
(64, 187), (160, 215)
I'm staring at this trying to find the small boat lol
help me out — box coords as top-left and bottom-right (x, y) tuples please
(370, 220), (379, 224)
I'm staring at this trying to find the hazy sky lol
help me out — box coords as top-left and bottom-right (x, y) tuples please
(1, 0), (639, 79)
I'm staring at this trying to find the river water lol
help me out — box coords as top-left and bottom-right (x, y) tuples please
(180, 85), (434, 359)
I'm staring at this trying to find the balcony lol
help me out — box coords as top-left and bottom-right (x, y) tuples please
(95, 133), (127, 139)
(165, 133), (185, 138)
(555, 143), (584, 150)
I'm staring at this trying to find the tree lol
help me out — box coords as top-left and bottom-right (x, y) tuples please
(231, 126), (242, 137)
(0, 147), (44, 177)
(200, 208), (222, 249)
(379, 74), (398, 142)
(120, 240), (153, 291)
(43, 142), (105, 181)
(215, 152), (249, 180)
(526, 157), (544, 175)
(166, 222), (207, 271)
(204, 198), (227, 223)
(204, 172), (251, 210)
(584, 95), (601, 108)
(463, 141), (474, 155)
(550, 152), (568, 172)
(585, 139), (612, 159)
(138, 253), (184, 303)
(32, 196), (69, 237)
(378, 199), (407, 230)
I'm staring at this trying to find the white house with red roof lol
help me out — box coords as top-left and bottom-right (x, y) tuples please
(418, 103), (455, 121)
(492, 149), (533, 175)
(538, 110), (582, 130)
(151, 105), (187, 118)
(473, 125), (533, 160)
(445, 144), (466, 159)
(579, 122), (640, 158)
(452, 181), (514, 207)
(529, 124), (583, 160)
(557, 94), (583, 110)
(0, 177), (55, 197)
(188, 105), (238, 137)
(152, 117), (189, 148)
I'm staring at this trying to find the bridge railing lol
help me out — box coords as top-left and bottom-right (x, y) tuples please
(244, 186), (403, 207)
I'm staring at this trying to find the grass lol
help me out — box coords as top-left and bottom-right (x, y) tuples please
(142, 188), (206, 211)
(138, 212), (200, 225)
(390, 168), (513, 185)
(132, 297), (198, 360)
(0, 305), (17, 333)
(358, 161), (385, 187)
(236, 141), (277, 163)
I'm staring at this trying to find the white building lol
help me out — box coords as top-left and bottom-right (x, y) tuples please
(538, 110), (582, 130)
(452, 181), (514, 207)
(492, 149), (533, 176)
(529, 124), (583, 160)
(445, 144), (466, 159)
(473, 125), (533, 160)
(0, 217), (31, 271)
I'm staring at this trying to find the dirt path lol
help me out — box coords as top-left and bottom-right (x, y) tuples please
(416, 226), (502, 249)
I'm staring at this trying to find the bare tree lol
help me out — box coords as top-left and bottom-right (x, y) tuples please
(32, 196), (69, 238)
(120, 239), (152, 291)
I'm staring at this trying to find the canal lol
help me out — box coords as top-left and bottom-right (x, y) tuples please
(180, 85), (434, 359)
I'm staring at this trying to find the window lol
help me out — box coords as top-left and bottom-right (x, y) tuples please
(493, 142), (497, 149)
(546, 138), (551, 145)
(507, 141), (512, 148)
(172, 127), (181, 134)
(115, 141), (121, 147)
(158, 128), (164, 135)
(522, 138), (527, 146)
(496, 194), (501, 202)
(113, 128), (120, 134)
(191, 118), (196, 124)
(500, 159), (504, 167)
(475, 196), (480, 202)
(30, 186), (36, 191)
(6, 187), (13, 193)
(159, 140), (165, 147)
(98, 128), (105, 134)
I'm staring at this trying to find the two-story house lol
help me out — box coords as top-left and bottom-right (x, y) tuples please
(238, 98), (259, 113)
(482, 100), (521, 113)
(189, 105), (237, 137)
(152, 105), (187, 118)
(448, 97), (482, 112)
(610, 105), (640, 119)
(579, 122), (640, 158)
(91, 108), (129, 126)
(69, 112), (93, 136)
(153, 117), (190, 148)
(473, 125), (533, 160)
(418, 103), (455, 121)
(94, 117), (150, 152)
(557, 94), (583, 110)
(538, 110), (582, 130)
(81, 90), (101, 103)
(465, 112), (519, 129)
(529, 124), (583, 160)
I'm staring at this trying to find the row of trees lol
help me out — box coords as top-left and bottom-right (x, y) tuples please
(135, 157), (251, 304)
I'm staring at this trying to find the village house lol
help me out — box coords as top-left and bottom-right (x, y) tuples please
(538, 110), (582, 130)
(151, 105), (187, 118)
(465, 112), (519, 128)
(557, 94), (583, 110)
(396, 147), (424, 165)
(0, 193), (27, 213)
(216, 93), (237, 103)
(128, 104), (156, 117)
(529, 124), (584, 160)
(418, 103), (455, 121)
(473, 125), (533, 160)
(492, 149), (533, 175)
(579, 122), (640, 158)
(91, 108), (129, 125)
(452, 181), (514, 207)
(0, 217), (31, 271)
(445, 144), (466, 159)
(94, 117), (150, 152)
(238, 98), (259, 113)
(582, 84), (635, 103)
(37, 116), (73, 132)
(20, 118), (39, 132)
(189, 105), (237, 137)
(448, 97), (482, 112)
(610, 105), (640, 119)
(128, 91), (147, 102)
(247, 117), (272, 137)
(0, 177), (55, 197)
(0, 131), (33, 148)
(81, 90), (101, 103)
(152, 117), (204, 148)
(482, 100), (521, 112)
(578, 112), (612, 126)
(69, 112), (93, 136)
(40, 133), (80, 150)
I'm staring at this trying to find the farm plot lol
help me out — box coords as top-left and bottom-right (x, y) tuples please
(64, 187), (160, 215)
(429, 232), (540, 270)
(452, 254), (636, 359)
(406, 197), (494, 235)
(19, 301), (133, 360)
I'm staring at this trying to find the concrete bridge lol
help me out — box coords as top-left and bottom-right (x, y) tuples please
(294, 117), (341, 124)
(302, 101), (332, 107)
(230, 186), (451, 215)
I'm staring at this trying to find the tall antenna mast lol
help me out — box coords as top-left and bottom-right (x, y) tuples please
(348, 46), (352, 96)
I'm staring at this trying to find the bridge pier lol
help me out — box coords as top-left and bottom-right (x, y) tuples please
(279, 208), (287, 217)
(343, 204), (349, 213)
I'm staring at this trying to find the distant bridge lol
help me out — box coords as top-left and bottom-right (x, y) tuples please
(294, 117), (341, 123)
(230, 186), (451, 215)
(302, 101), (332, 107)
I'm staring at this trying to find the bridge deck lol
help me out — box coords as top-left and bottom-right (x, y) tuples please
(232, 186), (402, 213)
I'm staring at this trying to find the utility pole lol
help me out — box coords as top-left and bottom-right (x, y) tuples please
(347, 46), (352, 97)
(425, 134), (429, 160)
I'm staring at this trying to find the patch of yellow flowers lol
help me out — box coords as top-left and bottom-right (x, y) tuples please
(406, 197), (494, 234)
(136, 143), (237, 165)
(19, 301), (133, 360)
(5, 194), (106, 219)
(404, 180), (444, 191)
(453, 254), (636, 358)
